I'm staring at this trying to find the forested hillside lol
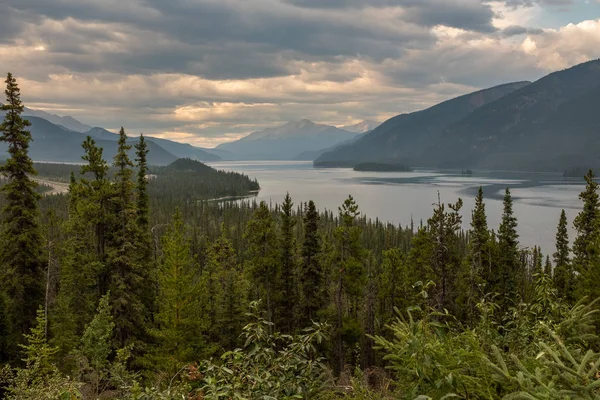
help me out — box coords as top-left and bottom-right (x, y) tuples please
(425, 59), (600, 170)
(3, 75), (600, 400)
(315, 81), (530, 167)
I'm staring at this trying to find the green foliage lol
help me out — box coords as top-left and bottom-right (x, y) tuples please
(194, 301), (331, 399)
(373, 304), (494, 399)
(574, 170), (600, 300)
(0, 73), (44, 359)
(497, 188), (522, 314)
(6, 308), (81, 399)
(149, 208), (204, 378)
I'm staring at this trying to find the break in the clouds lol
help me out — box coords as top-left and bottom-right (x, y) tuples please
(0, 0), (599, 146)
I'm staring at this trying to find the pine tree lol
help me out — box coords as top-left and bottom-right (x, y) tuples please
(544, 255), (552, 277)
(379, 248), (407, 323)
(573, 170), (600, 299)
(469, 187), (490, 293)
(152, 208), (202, 375)
(427, 195), (463, 314)
(245, 201), (278, 326)
(107, 127), (146, 347)
(207, 225), (248, 350)
(553, 209), (573, 301)
(80, 294), (114, 396)
(497, 188), (520, 313)
(298, 200), (326, 328)
(52, 137), (111, 354)
(278, 192), (297, 332)
(134, 135), (150, 231)
(0, 73), (44, 357)
(134, 134), (154, 315)
(333, 195), (366, 375)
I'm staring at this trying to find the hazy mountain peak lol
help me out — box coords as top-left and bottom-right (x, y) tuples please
(21, 107), (92, 133)
(284, 119), (316, 130)
(340, 120), (380, 133)
(216, 119), (358, 160)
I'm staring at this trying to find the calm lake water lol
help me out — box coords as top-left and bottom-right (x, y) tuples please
(209, 160), (586, 255)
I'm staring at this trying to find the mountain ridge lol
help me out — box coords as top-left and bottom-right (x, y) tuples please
(315, 81), (531, 166)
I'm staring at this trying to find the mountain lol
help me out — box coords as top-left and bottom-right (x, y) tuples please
(424, 59), (600, 171)
(22, 107), (92, 133)
(84, 127), (221, 162)
(0, 117), (177, 165)
(339, 120), (380, 133)
(315, 81), (530, 167)
(293, 131), (367, 161)
(216, 119), (358, 160)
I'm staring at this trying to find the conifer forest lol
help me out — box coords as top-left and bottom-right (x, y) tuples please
(3, 72), (600, 400)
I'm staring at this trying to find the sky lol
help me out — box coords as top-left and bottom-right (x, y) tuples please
(1, 0), (600, 147)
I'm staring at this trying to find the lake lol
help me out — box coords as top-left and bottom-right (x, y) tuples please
(209, 160), (586, 255)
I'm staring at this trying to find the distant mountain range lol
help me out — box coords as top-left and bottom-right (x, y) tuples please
(2, 106), (369, 164)
(216, 119), (361, 160)
(0, 112), (221, 165)
(6, 59), (600, 171)
(317, 59), (600, 172)
(22, 107), (92, 133)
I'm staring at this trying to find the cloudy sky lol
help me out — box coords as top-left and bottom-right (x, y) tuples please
(1, 0), (600, 147)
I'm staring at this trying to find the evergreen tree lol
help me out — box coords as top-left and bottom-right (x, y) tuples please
(207, 225), (248, 350)
(379, 248), (408, 323)
(278, 192), (297, 332)
(244, 201), (278, 326)
(573, 170), (600, 299)
(298, 200), (326, 328)
(544, 255), (552, 277)
(0, 73), (44, 357)
(332, 195), (366, 375)
(151, 208), (202, 375)
(52, 138), (111, 354)
(469, 187), (490, 294)
(80, 294), (114, 396)
(497, 188), (520, 313)
(107, 127), (146, 347)
(553, 209), (573, 301)
(134, 134), (150, 231)
(427, 195), (463, 314)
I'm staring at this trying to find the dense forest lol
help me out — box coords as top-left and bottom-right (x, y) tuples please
(2, 74), (600, 399)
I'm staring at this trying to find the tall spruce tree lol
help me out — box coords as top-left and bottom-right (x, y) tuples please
(207, 225), (248, 350)
(244, 201), (278, 326)
(0, 73), (44, 357)
(278, 192), (297, 332)
(497, 188), (520, 313)
(553, 209), (573, 301)
(470, 187), (490, 287)
(573, 170), (600, 299)
(427, 195), (463, 314)
(107, 127), (146, 347)
(333, 195), (366, 375)
(52, 138), (112, 354)
(298, 200), (326, 328)
(151, 208), (203, 375)
(134, 135), (150, 231)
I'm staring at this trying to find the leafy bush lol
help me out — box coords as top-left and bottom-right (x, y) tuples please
(191, 301), (331, 399)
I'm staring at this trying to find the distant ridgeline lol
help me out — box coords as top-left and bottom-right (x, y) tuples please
(353, 162), (413, 172)
(29, 159), (260, 200)
(148, 158), (260, 200)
